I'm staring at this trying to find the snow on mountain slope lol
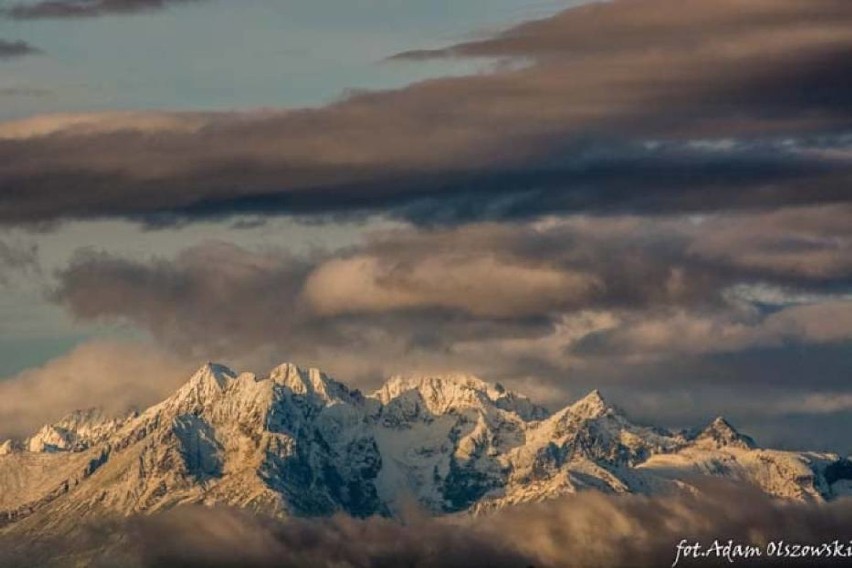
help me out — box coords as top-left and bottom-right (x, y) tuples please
(24, 408), (131, 453)
(1, 362), (850, 534)
(470, 390), (691, 512)
(375, 374), (548, 421)
(371, 373), (549, 511)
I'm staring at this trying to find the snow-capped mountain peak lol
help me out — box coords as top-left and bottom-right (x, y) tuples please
(376, 373), (498, 405)
(566, 389), (612, 420)
(694, 416), (756, 449)
(198, 361), (236, 387)
(165, 362), (237, 413)
(24, 408), (127, 453)
(1, 360), (850, 532)
(269, 362), (351, 403)
(373, 373), (548, 420)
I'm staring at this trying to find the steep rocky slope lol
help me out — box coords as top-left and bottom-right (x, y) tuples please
(2, 362), (850, 535)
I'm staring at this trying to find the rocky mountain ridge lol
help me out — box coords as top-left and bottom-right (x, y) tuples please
(2, 362), (850, 534)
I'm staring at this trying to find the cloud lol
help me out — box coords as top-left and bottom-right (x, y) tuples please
(0, 0), (848, 225)
(303, 255), (602, 318)
(0, 238), (39, 284)
(314, 205), (852, 316)
(0, 39), (41, 59)
(4, 0), (200, 19)
(3, 483), (852, 567)
(0, 87), (50, 97)
(51, 205), (852, 338)
(570, 302), (852, 359)
(0, 111), (211, 140)
(4, 204), (849, 445)
(35, 203), (851, 452)
(396, 0), (852, 63)
(52, 241), (318, 356)
(685, 204), (852, 283)
(46, 205), (851, 391)
(0, 340), (195, 439)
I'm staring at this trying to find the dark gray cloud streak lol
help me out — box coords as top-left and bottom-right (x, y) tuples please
(0, 0), (849, 225)
(3, 483), (852, 567)
(4, 0), (200, 19)
(0, 39), (41, 59)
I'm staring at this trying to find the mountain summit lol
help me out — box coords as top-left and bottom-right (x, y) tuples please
(1, 362), (850, 534)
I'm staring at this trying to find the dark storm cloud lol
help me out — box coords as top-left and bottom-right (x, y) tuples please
(4, 0), (200, 19)
(0, 39), (41, 59)
(4, 484), (852, 567)
(0, 0), (850, 226)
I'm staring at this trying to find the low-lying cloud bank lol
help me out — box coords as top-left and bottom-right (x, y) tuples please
(0, 0), (848, 226)
(0, 340), (194, 439)
(3, 484), (852, 567)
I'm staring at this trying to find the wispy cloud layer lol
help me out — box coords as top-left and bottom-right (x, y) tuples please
(0, 39), (41, 59)
(0, 340), (194, 438)
(3, 0), (200, 19)
(0, 239), (39, 284)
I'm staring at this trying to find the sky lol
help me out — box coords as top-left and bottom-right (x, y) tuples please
(0, 0), (850, 455)
(0, 0), (567, 119)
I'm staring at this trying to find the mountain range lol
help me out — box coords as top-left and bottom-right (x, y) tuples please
(2, 362), (851, 536)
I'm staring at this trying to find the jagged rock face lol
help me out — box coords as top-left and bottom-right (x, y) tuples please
(1, 362), (851, 533)
(25, 408), (129, 453)
(694, 417), (757, 450)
